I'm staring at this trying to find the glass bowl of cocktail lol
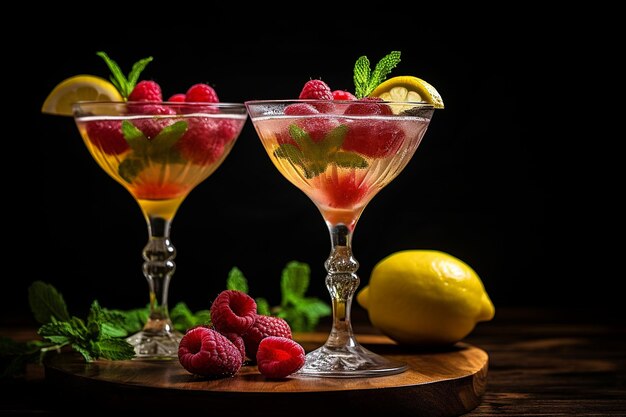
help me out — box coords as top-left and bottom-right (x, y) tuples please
(245, 51), (443, 377)
(72, 100), (246, 358)
(43, 52), (247, 358)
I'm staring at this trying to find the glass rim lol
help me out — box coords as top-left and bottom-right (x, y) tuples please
(72, 100), (247, 108)
(244, 99), (437, 108)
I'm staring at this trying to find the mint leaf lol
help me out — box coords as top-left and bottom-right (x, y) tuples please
(150, 121), (187, 153)
(318, 125), (348, 153)
(87, 301), (128, 338)
(38, 319), (77, 345)
(255, 297), (271, 316)
(92, 339), (135, 360)
(333, 152), (368, 169)
(367, 51), (401, 94)
(28, 281), (70, 324)
(298, 298), (332, 331)
(107, 306), (150, 334)
(226, 267), (249, 293)
(274, 143), (305, 166)
(96, 51), (153, 99)
(121, 120), (148, 151)
(274, 124), (366, 179)
(288, 125), (317, 155)
(281, 261), (311, 304)
(71, 344), (94, 362)
(127, 57), (154, 90)
(0, 338), (52, 378)
(354, 55), (372, 99)
(118, 158), (144, 183)
(97, 51), (129, 97)
(353, 50), (401, 98)
(170, 302), (211, 332)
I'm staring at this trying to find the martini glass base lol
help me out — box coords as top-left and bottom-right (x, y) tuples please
(126, 330), (183, 360)
(296, 343), (408, 378)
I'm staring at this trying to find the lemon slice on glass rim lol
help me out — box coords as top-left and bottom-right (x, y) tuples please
(42, 75), (123, 116)
(370, 75), (444, 113)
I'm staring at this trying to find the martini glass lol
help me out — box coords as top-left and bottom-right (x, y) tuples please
(246, 99), (435, 377)
(73, 101), (247, 359)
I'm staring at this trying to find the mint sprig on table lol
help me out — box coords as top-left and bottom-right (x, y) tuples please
(353, 50), (401, 98)
(96, 51), (153, 99)
(274, 125), (367, 179)
(0, 261), (329, 378)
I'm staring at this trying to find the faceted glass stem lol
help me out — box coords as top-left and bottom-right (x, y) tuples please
(296, 223), (408, 377)
(125, 216), (182, 359)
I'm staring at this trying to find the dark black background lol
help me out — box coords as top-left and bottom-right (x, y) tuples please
(4, 9), (583, 325)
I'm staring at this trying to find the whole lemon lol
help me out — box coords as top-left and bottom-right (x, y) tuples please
(356, 250), (494, 346)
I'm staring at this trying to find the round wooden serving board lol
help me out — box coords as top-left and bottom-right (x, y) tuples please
(44, 333), (488, 417)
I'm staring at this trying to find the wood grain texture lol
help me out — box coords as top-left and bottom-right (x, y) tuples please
(43, 334), (488, 417)
(3, 308), (625, 416)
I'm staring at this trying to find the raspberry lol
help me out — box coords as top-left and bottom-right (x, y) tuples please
(242, 314), (292, 360)
(332, 90), (357, 100)
(210, 290), (257, 334)
(177, 118), (229, 165)
(167, 93), (186, 102)
(128, 80), (163, 102)
(299, 80), (335, 113)
(85, 121), (129, 155)
(284, 103), (319, 116)
(342, 120), (405, 158)
(221, 332), (246, 360)
(344, 97), (393, 116)
(127, 104), (177, 140)
(185, 83), (219, 103)
(178, 327), (243, 377)
(256, 336), (305, 378)
(322, 171), (369, 208)
(132, 182), (189, 200)
(342, 99), (404, 157)
(299, 79), (333, 101)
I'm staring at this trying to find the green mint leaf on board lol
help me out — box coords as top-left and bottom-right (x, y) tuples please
(0, 338), (52, 378)
(170, 302), (211, 333)
(274, 124), (367, 179)
(226, 267), (249, 293)
(281, 261), (311, 304)
(87, 300), (128, 339)
(91, 338), (135, 360)
(106, 306), (150, 334)
(28, 281), (70, 324)
(96, 51), (153, 99)
(255, 297), (271, 316)
(353, 51), (401, 98)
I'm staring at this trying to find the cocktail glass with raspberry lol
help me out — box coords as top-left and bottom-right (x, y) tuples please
(73, 100), (247, 358)
(246, 98), (435, 376)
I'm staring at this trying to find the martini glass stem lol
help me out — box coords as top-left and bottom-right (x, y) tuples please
(142, 216), (176, 333)
(324, 224), (359, 348)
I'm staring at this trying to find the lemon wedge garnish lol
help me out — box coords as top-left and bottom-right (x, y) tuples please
(370, 75), (444, 113)
(42, 75), (123, 116)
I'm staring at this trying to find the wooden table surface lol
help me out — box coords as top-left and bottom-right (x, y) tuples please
(1, 307), (625, 416)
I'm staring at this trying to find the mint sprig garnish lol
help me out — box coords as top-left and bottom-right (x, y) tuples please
(118, 120), (188, 182)
(354, 50), (401, 98)
(96, 51), (153, 99)
(274, 124), (367, 179)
